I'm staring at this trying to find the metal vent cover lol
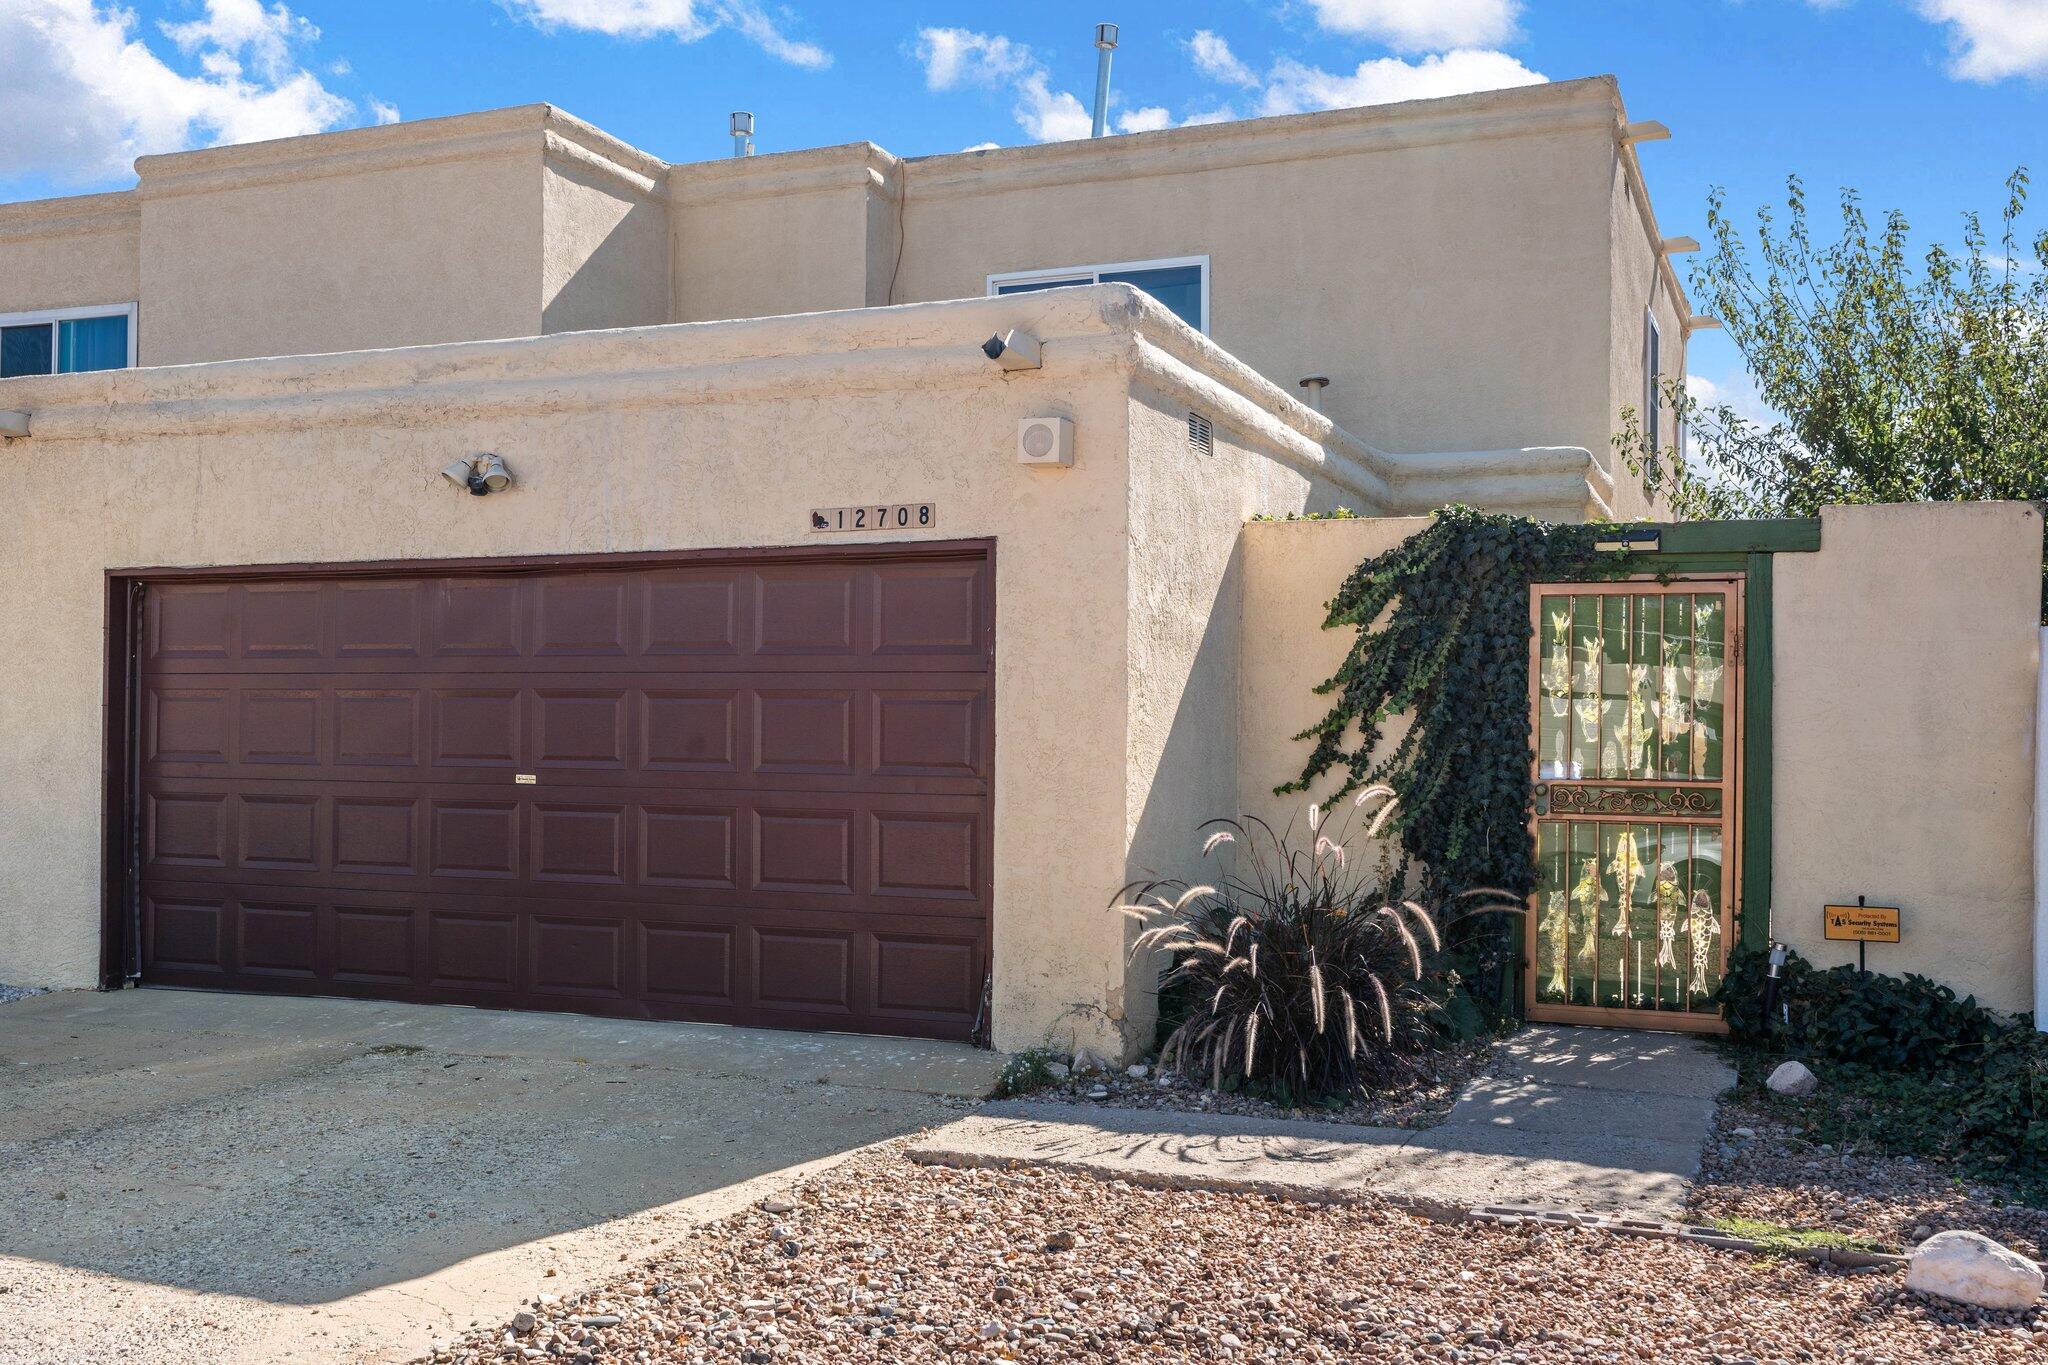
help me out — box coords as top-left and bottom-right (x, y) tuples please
(1186, 411), (1213, 455)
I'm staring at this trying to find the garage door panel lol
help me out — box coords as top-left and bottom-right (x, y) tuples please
(239, 794), (321, 870)
(754, 568), (858, 656)
(238, 899), (319, 978)
(434, 579), (524, 657)
(335, 581), (425, 658)
(643, 571), (741, 656)
(534, 578), (630, 657)
(137, 547), (991, 1040)
(242, 583), (326, 658)
(872, 560), (987, 656)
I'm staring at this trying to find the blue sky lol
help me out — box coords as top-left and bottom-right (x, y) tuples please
(5, 0), (2046, 406)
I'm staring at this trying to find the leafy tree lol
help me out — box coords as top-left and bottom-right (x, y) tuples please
(1616, 170), (2048, 533)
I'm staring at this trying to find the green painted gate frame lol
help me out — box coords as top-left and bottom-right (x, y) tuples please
(1591, 517), (1822, 951)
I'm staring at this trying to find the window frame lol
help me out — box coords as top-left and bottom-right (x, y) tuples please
(986, 254), (1210, 335)
(1643, 306), (1662, 451)
(0, 302), (139, 376)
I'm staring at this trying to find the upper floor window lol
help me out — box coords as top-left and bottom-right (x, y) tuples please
(988, 256), (1208, 334)
(1643, 308), (1662, 450)
(0, 304), (136, 379)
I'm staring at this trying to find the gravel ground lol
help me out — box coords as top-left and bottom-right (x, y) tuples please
(423, 1144), (2046, 1364)
(1690, 1093), (2048, 1260)
(1019, 1041), (1492, 1129)
(0, 982), (48, 1004)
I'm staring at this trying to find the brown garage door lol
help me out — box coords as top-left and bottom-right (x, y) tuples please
(129, 545), (993, 1041)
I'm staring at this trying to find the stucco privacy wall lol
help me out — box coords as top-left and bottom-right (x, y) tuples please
(1235, 518), (1430, 837)
(0, 192), (141, 318)
(0, 286), (1371, 1053)
(1773, 502), (2042, 1015)
(1234, 505), (2044, 1019)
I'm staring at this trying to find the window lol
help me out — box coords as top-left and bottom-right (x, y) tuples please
(1643, 308), (1662, 451)
(988, 256), (1208, 334)
(0, 304), (136, 379)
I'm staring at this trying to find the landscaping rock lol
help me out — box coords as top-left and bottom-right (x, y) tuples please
(509, 1311), (536, 1335)
(1905, 1231), (2044, 1311)
(1766, 1060), (1818, 1097)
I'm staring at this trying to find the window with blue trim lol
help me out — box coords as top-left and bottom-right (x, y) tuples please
(0, 308), (133, 378)
(991, 259), (1207, 333)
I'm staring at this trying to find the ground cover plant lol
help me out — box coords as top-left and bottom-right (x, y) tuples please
(1717, 943), (2048, 1199)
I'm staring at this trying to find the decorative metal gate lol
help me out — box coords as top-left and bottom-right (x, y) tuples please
(1526, 577), (1741, 1032)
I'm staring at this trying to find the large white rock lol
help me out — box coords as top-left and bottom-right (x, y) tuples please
(1905, 1231), (2045, 1310)
(1765, 1060), (1818, 1097)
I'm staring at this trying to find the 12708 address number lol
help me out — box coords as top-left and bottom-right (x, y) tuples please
(810, 503), (935, 533)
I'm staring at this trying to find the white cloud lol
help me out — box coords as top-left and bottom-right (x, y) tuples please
(1916, 0), (2048, 81)
(915, 27), (1092, 143)
(1260, 49), (1546, 116)
(160, 0), (316, 81)
(916, 27), (1034, 90)
(504, 0), (830, 69)
(1116, 105), (1173, 134)
(1302, 0), (1521, 53)
(369, 98), (402, 125)
(1188, 29), (1258, 87)
(1015, 72), (1092, 141)
(1181, 107), (1239, 126)
(0, 0), (355, 186)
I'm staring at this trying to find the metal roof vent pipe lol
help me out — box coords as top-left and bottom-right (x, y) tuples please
(1298, 375), (1330, 413)
(729, 111), (755, 158)
(1091, 24), (1118, 138)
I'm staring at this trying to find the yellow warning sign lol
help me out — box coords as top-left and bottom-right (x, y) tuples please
(1824, 904), (1900, 943)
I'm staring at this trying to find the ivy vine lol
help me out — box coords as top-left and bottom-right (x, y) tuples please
(1278, 507), (1628, 1008)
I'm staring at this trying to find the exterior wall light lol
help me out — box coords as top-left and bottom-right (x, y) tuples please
(441, 453), (513, 496)
(0, 410), (29, 439)
(1594, 528), (1661, 553)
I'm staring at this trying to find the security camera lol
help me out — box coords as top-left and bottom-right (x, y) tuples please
(981, 329), (1042, 371)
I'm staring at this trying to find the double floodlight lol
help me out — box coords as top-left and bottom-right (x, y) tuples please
(441, 452), (513, 496)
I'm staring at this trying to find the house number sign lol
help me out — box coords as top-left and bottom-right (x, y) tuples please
(811, 503), (935, 532)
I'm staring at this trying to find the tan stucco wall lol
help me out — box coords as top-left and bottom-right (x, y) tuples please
(1235, 517), (1431, 836)
(1773, 502), (2042, 1014)
(1604, 149), (1687, 521)
(0, 193), (141, 320)
(895, 107), (1615, 471)
(0, 286), (1379, 1056)
(667, 147), (892, 323)
(540, 158), (671, 336)
(134, 120), (546, 365)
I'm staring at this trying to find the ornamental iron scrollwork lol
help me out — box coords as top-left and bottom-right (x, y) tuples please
(1543, 784), (1721, 818)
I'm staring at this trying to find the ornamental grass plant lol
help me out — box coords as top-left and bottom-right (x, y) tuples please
(1118, 787), (1522, 1102)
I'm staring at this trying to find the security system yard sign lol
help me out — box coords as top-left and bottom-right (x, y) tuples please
(1825, 897), (1899, 973)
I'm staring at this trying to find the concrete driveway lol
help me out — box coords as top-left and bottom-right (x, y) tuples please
(0, 988), (999, 1365)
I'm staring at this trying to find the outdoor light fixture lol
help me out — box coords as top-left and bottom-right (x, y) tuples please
(0, 410), (28, 439)
(1594, 528), (1661, 553)
(441, 453), (514, 496)
(982, 329), (1043, 371)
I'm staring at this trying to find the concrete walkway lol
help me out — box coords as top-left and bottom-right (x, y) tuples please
(911, 1025), (1732, 1219)
(0, 988), (998, 1365)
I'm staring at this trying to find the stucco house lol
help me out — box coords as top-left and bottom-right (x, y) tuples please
(2, 77), (2038, 1053)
